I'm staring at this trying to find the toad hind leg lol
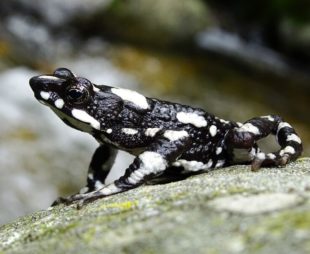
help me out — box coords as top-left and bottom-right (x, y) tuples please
(227, 115), (303, 170)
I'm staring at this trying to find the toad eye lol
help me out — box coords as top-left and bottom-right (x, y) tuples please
(54, 68), (75, 79)
(66, 87), (89, 104)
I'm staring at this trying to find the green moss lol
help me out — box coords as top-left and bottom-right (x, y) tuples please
(22, 221), (79, 246)
(99, 201), (138, 211)
(80, 226), (97, 244)
(244, 210), (310, 243)
(296, 157), (310, 164)
(267, 211), (310, 231)
(154, 192), (188, 205)
(226, 187), (253, 195)
(1, 159), (310, 253)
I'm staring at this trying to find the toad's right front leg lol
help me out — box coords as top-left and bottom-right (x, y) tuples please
(52, 144), (116, 206)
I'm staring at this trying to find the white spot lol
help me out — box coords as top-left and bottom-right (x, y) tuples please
(176, 112), (207, 128)
(237, 123), (260, 135)
(219, 119), (230, 124)
(71, 109), (100, 130)
(215, 160), (225, 168)
(95, 181), (105, 190)
(54, 98), (64, 109)
(261, 115), (275, 121)
(285, 146), (296, 154)
(106, 128), (113, 134)
(216, 147), (222, 155)
(132, 170), (144, 178)
(38, 75), (61, 80)
(256, 152), (266, 160)
(236, 122), (243, 127)
(209, 125), (217, 137)
(279, 146), (295, 156)
(40, 91), (50, 100)
(88, 173), (94, 180)
(267, 153), (276, 160)
(173, 159), (213, 172)
(277, 122), (292, 133)
(163, 130), (189, 141)
(127, 168), (146, 185)
(122, 128), (138, 135)
(250, 148), (256, 159)
(286, 134), (301, 144)
(145, 128), (161, 137)
(93, 86), (101, 92)
(139, 151), (167, 174)
(127, 172), (142, 184)
(173, 160), (204, 171)
(206, 159), (213, 168)
(99, 183), (121, 195)
(111, 88), (149, 109)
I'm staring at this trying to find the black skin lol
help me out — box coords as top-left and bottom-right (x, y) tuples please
(29, 68), (303, 207)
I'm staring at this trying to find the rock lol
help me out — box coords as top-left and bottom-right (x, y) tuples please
(208, 193), (304, 214)
(0, 158), (310, 253)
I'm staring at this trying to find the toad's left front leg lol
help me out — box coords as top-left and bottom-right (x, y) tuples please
(76, 133), (191, 205)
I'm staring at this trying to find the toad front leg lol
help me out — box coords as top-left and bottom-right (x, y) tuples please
(52, 144), (116, 206)
(72, 134), (191, 206)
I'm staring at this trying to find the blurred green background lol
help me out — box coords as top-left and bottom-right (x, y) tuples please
(0, 0), (309, 225)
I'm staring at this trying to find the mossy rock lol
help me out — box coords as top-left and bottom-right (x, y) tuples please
(1, 158), (310, 254)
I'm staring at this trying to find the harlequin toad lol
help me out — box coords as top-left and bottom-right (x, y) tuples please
(29, 68), (303, 206)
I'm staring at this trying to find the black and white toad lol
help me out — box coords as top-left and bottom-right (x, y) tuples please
(29, 68), (303, 206)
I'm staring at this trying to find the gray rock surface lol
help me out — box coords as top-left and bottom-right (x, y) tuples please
(0, 158), (309, 254)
